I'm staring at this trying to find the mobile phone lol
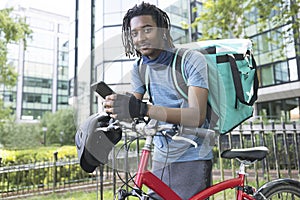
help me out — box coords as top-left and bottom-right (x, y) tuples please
(91, 81), (115, 98)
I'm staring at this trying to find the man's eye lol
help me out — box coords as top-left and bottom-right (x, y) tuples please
(131, 32), (137, 37)
(144, 27), (152, 33)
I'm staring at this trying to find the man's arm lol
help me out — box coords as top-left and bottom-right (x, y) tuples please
(147, 86), (208, 127)
(103, 87), (207, 127)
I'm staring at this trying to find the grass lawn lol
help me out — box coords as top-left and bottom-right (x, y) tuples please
(20, 187), (236, 200)
(20, 190), (114, 200)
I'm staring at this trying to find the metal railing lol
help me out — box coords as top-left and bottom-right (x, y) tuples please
(0, 156), (100, 199)
(0, 121), (299, 199)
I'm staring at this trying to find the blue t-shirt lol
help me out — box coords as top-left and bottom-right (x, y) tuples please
(131, 48), (213, 163)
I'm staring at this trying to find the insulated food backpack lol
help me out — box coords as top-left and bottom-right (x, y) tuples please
(139, 39), (259, 134)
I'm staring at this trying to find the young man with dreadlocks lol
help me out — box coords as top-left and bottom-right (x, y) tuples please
(104, 2), (213, 199)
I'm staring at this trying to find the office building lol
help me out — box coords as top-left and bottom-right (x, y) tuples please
(1, 5), (70, 121)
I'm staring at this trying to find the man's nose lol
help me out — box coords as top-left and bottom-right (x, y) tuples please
(136, 31), (146, 42)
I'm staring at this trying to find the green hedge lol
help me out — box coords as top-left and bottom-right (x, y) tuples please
(0, 146), (77, 166)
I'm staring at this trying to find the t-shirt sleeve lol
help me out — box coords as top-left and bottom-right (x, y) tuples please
(183, 50), (208, 90)
(131, 59), (146, 94)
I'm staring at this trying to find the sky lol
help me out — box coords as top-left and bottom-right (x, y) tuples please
(0, 0), (72, 16)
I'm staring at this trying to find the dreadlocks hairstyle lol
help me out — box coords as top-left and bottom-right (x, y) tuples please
(122, 2), (175, 57)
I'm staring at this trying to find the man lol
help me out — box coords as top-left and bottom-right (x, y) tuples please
(104, 2), (213, 199)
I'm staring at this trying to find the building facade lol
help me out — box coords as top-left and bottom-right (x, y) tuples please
(71, 0), (300, 125)
(1, 5), (70, 121)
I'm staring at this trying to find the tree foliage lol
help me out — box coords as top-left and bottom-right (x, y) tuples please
(41, 108), (77, 146)
(192, 0), (300, 40)
(0, 8), (32, 124)
(0, 8), (32, 85)
(0, 116), (42, 149)
(0, 108), (77, 148)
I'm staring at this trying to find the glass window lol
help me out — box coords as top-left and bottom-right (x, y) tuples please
(261, 65), (274, 86)
(28, 32), (54, 49)
(58, 38), (69, 52)
(103, 26), (122, 41)
(95, 0), (104, 30)
(288, 59), (298, 81)
(122, 0), (143, 11)
(270, 29), (283, 51)
(24, 62), (53, 78)
(244, 7), (257, 26)
(57, 80), (69, 90)
(58, 37), (69, 67)
(25, 47), (54, 64)
(22, 109), (48, 120)
(57, 95), (69, 104)
(257, 100), (281, 122)
(285, 31), (296, 58)
(171, 26), (188, 44)
(68, 78), (75, 97)
(104, 1), (121, 13)
(23, 77), (52, 88)
(103, 62), (122, 84)
(274, 61), (289, 84)
(3, 91), (16, 102)
(103, 60), (133, 84)
(28, 94), (41, 103)
(96, 63), (104, 81)
(58, 65), (69, 79)
(59, 52), (69, 67)
(95, 29), (104, 49)
(104, 46), (125, 61)
(257, 33), (270, 54)
(257, 98), (300, 122)
(257, 67), (262, 87)
(104, 13), (122, 25)
(58, 23), (70, 34)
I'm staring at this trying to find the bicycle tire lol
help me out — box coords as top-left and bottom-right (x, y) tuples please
(253, 178), (300, 200)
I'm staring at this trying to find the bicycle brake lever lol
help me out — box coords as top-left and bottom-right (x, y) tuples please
(171, 135), (198, 148)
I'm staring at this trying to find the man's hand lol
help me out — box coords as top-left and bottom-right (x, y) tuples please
(103, 94), (148, 120)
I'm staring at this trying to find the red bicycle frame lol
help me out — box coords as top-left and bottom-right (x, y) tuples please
(133, 136), (256, 200)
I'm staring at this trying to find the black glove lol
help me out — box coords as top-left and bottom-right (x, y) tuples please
(113, 94), (148, 120)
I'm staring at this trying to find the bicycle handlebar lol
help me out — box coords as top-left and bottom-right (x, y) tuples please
(115, 119), (216, 147)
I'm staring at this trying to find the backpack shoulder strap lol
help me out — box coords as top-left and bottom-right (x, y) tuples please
(137, 58), (152, 102)
(172, 48), (190, 100)
(172, 48), (216, 127)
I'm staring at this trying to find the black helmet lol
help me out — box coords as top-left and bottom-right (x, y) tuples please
(75, 113), (122, 173)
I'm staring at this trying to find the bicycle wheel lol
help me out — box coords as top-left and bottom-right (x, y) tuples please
(254, 178), (300, 200)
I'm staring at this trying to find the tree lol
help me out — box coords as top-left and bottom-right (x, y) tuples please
(0, 116), (42, 149)
(194, 0), (299, 41)
(0, 8), (32, 124)
(0, 108), (77, 148)
(41, 108), (77, 145)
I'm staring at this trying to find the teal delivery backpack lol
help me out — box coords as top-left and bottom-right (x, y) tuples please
(139, 39), (259, 134)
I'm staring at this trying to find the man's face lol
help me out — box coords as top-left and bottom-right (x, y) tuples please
(130, 15), (165, 59)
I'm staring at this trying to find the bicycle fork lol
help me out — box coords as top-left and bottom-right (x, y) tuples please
(117, 136), (153, 200)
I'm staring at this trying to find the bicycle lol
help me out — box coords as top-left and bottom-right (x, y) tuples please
(108, 119), (300, 200)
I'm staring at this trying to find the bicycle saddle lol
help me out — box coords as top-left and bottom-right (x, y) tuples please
(221, 146), (269, 162)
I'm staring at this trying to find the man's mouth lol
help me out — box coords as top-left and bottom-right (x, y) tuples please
(138, 44), (151, 50)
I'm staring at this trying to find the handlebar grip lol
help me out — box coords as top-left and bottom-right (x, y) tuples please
(180, 127), (215, 137)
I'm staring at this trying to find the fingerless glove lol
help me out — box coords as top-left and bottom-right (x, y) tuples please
(114, 94), (148, 120)
(129, 95), (148, 118)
